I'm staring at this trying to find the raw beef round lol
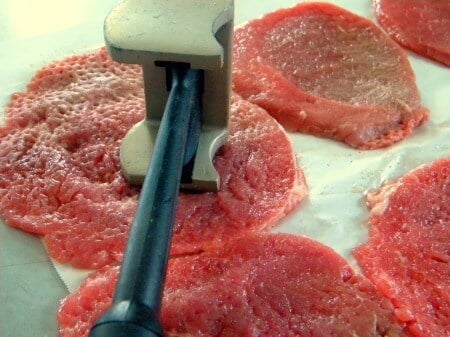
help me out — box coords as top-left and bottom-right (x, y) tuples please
(58, 233), (407, 337)
(0, 49), (307, 269)
(233, 2), (429, 149)
(374, 0), (450, 66)
(354, 158), (450, 337)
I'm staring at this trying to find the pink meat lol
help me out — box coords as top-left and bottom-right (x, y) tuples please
(374, 0), (450, 66)
(0, 48), (307, 269)
(59, 233), (407, 337)
(233, 2), (429, 149)
(354, 158), (450, 337)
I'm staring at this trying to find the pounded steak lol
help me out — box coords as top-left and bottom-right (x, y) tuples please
(233, 2), (429, 149)
(58, 234), (407, 337)
(374, 0), (450, 66)
(354, 157), (450, 337)
(0, 49), (307, 268)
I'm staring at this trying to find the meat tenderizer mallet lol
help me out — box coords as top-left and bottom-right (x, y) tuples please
(89, 1), (234, 336)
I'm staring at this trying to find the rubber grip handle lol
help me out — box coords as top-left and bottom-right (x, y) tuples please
(89, 64), (201, 337)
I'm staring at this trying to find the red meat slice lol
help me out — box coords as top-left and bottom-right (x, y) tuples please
(374, 0), (450, 66)
(354, 158), (450, 337)
(233, 2), (429, 149)
(58, 233), (407, 337)
(0, 48), (306, 269)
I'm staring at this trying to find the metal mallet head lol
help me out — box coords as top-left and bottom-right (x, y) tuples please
(88, 2), (234, 337)
(104, 0), (234, 192)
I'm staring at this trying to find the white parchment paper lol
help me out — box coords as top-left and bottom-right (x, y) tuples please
(0, 3), (448, 334)
(53, 0), (450, 293)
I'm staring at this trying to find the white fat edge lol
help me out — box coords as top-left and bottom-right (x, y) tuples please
(366, 159), (441, 217)
(365, 180), (400, 216)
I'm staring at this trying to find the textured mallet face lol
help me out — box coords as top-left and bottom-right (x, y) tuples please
(233, 2), (429, 149)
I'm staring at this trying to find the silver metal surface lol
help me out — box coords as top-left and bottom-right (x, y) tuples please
(104, 0), (234, 191)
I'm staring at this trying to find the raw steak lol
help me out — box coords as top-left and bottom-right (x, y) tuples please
(354, 158), (450, 337)
(233, 2), (429, 149)
(0, 48), (307, 269)
(58, 233), (407, 337)
(374, 0), (450, 66)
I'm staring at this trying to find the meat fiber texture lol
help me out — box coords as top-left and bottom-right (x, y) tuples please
(0, 48), (307, 269)
(374, 0), (450, 67)
(233, 2), (429, 149)
(354, 158), (450, 337)
(1, 1), (449, 336)
(58, 233), (408, 337)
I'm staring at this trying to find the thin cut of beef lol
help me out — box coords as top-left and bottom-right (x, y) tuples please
(354, 157), (450, 337)
(233, 2), (429, 149)
(58, 233), (407, 337)
(0, 48), (307, 269)
(374, 0), (450, 67)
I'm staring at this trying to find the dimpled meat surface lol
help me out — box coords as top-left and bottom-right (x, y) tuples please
(0, 49), (307, 269)
(354, 158), (450, 337)
(374, 0), (450, 67)
(58, 234), (407, 337)
(233, 2), (429, 149)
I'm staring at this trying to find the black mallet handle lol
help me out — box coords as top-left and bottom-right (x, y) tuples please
(89, 63), (202, 337)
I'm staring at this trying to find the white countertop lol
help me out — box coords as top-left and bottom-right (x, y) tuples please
(0, 2), (121, 336)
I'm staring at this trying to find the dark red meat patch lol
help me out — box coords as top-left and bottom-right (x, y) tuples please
(233, 2), (429, 149)
(354, 157), (450, 337)
(58, 234), (407, 337)
(0, 49), (307, 269)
